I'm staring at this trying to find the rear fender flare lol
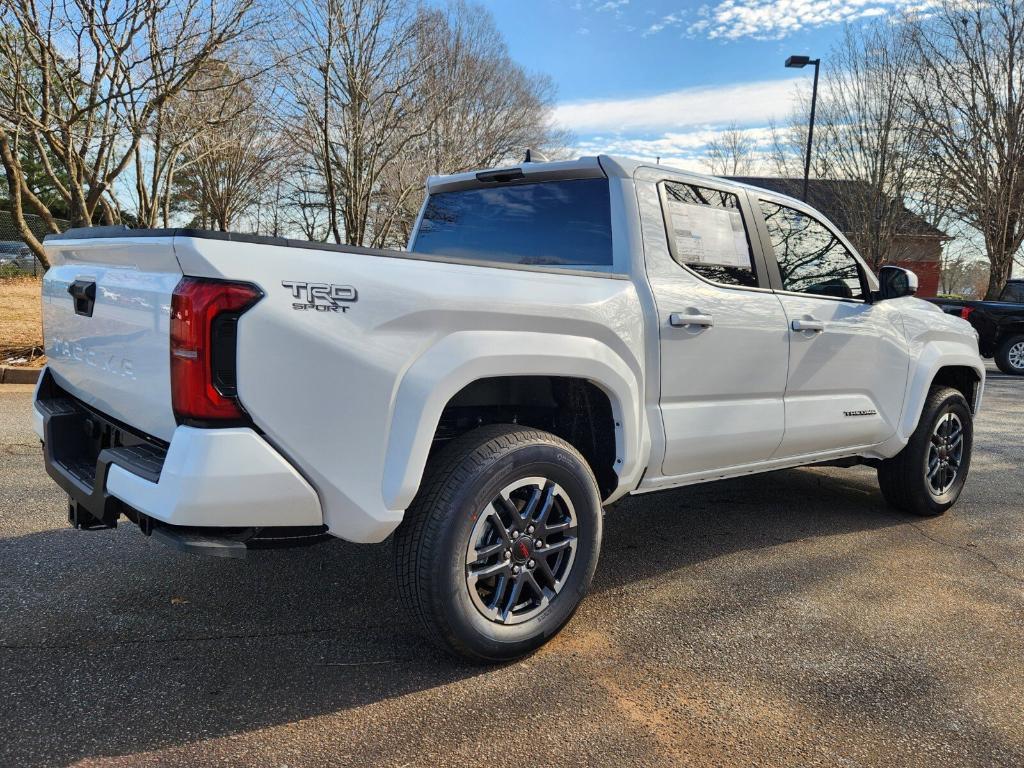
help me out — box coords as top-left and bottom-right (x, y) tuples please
(382, 331), (646, 512)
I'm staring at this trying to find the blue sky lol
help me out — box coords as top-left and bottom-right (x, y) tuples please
(479, 0), (908, 169)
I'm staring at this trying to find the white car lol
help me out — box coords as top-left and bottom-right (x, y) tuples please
(34, 156), (984, 661)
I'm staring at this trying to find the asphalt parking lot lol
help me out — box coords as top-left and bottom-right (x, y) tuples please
(1, 369), (1022, 767)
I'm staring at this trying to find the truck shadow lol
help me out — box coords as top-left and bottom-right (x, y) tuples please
(2, 465), (908, 767)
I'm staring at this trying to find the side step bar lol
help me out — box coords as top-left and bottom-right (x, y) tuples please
(150, 526), (250, 559)
(143, 520), (332, 559)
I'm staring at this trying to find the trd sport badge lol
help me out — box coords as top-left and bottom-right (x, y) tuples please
(282, 281), (358, 313)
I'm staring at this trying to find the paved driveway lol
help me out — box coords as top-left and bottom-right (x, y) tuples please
(1, 370), (1021, 767)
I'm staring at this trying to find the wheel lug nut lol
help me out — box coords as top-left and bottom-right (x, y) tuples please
(528, 559), (535, 569)
(527, 526), (535, 534)
(504, 550), (511, 559)
(513, 565), (521, 574)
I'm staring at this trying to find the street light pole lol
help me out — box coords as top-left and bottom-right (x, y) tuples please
(785, 55), (821, 203)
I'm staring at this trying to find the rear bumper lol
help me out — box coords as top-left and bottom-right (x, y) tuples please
(105, 426), (323, 528)
(34, 369), (323, 531)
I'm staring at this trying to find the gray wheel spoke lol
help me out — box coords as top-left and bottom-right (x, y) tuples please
(470, 561), (509, 581)
(534, 556), (557, 588)
(501, 575), (526, 620)
(484, 504), (513, 545)
(522, 571), (544, 601)
(495, 495), (519, 521)
(471, 541), (507, 564)
(542, 538), (574, 557)
(535, 484), (556, 525)
(518, 486), (543, 525)
(488, 574), (510, 611)
(543, 518), (577, 536)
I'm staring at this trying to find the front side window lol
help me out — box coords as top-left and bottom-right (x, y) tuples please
(758, 200), (865, 300)
(660, 181), (757, 287)
(412, 178), (612, 268)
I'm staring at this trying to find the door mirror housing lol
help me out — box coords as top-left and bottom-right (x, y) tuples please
(874, 266), (918, 301)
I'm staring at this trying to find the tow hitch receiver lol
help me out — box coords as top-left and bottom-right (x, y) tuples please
(67, 497), (117, 531)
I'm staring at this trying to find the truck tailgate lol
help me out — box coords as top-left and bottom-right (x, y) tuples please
(42, 235), (181, 442)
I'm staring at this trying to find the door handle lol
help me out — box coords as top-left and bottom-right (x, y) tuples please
(669, 312), (714, 328)
(791, 318), (825, 332)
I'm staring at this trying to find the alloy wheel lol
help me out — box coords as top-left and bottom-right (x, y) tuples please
(1008, 341), (1024, 371)
(465, 476), (578, 625)
(926, 411), (964, 496)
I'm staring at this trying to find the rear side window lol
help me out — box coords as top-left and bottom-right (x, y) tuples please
(660, 181), (758, 287)
(412, 178), (612, 268)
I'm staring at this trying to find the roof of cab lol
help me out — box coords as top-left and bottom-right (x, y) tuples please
(426, 154), (812, 210)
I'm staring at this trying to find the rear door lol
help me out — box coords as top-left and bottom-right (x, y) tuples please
(750, 195), (909, 458)
(42, 234), (182, 441)
(644, 176), (791, 478)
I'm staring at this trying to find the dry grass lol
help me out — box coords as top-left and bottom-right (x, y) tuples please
(0, 276), (45, 366)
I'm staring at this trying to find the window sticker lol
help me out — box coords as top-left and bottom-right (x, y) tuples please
(666, 200), (751, 270)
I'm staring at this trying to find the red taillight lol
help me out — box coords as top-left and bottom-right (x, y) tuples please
(960, 306), (974, 320)
(170, 277), (262, 422)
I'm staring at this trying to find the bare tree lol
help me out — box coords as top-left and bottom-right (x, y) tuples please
(131, 58), (262, 228)
(283, 0), (562, 247)
(166, 63), (284, 231)
(375, 2), (563, 245)
(814, 23), (929, 269)
(940, 247), (990, 297)
(0, 0), (257, 266)
(284, 0), (428, 247)
(906, 0), (1024, 299)
(704, 122), (756, 177)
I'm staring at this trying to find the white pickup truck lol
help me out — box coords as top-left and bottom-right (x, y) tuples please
(34, 156), (984, 661)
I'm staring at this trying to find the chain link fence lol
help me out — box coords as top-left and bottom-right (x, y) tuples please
(0, 211), (69, 277)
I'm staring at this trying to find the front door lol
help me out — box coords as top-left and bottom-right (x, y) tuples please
(644, 178), (791, 478)
(753, 197), (909, 458)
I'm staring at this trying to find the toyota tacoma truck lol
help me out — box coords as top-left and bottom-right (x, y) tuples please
(33, 156), (984, 661)
(928, 280), (1024, 375)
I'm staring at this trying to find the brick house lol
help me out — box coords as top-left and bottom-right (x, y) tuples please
(729, 177), (946, 297)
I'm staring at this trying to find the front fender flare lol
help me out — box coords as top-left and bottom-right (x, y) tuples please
(898, 343), (985, 442)
(382, 331), (647, 512)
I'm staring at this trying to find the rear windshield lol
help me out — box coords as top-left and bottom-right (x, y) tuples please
(411, 177), (613, 268)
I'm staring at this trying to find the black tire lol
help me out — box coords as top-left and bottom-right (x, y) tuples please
(394, 424), (602, 662)
(877, 386), (973, 516)
(995, 334), (1024, 375)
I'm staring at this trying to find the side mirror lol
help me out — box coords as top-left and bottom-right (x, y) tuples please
(875, 265), (918, 301)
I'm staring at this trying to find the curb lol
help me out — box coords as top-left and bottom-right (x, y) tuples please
(0, 366), (41, 385)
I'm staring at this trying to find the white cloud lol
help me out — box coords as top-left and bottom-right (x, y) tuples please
(553, 78), (800, 134)
(690, 0), (921, 40)
(595, 0), (630, 11)
(571, 127), (778, 173)
(642, 11), (687, 36)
